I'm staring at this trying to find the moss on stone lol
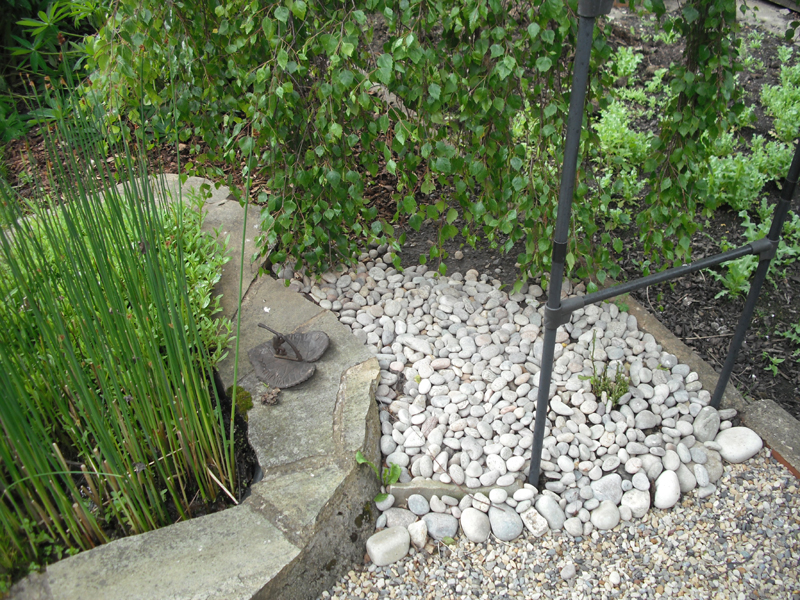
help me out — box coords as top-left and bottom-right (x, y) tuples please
(226, 385), (253, 421)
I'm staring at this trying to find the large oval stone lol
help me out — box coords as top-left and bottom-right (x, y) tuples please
(366, 526), (410, 566)
(715, 427), (762, 463)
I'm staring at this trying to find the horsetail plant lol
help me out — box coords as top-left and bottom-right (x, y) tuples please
(0, 94), (235, 581)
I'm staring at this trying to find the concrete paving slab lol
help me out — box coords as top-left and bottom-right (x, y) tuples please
(740, 399), (800, 477)
(216, 275), (326, 387)
(12, 504), (300, 600)
(246, 310), (374, 472)
(337, 358), (382, 456)
(248, 461), (348, 545)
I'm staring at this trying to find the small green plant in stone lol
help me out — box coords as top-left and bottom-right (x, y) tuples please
(226, 386), (254, 421)
(355, 451), (401, 504)
(580, 331), (631, 407)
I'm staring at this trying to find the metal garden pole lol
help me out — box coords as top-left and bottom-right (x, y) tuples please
(527, 0), (613, 486)
(710, 139), (800, 408)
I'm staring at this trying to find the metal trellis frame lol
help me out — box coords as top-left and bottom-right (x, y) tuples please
(527, 0), (800, 485)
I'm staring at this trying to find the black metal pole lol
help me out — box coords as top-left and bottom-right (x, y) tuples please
(527, 0), (612, 486)
(710, 139), (800, 409)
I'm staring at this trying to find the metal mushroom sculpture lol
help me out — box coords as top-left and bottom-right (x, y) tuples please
(248, 323), (330, 388)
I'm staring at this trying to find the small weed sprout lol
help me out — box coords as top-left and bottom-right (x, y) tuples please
(762, 351), (785, 376)
(580, 331), (631, 407)
(777, 45), (794, 64)
(355, 450), (402, 504)
(779, 322), (800, 361)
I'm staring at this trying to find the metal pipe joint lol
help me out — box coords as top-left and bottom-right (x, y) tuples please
(749, 236), (778, 262)
(544, 296), (586, 330)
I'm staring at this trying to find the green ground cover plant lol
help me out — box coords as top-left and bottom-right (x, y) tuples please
(709, 199), (800, 298)
(0, 107), (235, 587)
(761, 51), (800, 144)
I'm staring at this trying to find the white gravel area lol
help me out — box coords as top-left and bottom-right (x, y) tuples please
(319, 449), (799, 599)
(273, 248), (800, 599)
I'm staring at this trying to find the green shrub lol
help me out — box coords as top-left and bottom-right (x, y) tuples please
(77, 0), (628, 286)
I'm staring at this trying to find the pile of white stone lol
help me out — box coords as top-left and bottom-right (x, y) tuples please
(286, 248), (764, 566)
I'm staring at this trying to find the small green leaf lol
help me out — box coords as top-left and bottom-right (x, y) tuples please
(536, 56), (552, 72)
(291, 0), (307, 20)
(527, 23), (540, 40)
(421, 175), (435, 194)
(355, 450), (379, 479)
(428, 83), (441, 100)
(435, 157), (452, 173)
(277, 48), (289, 70)
(274, 6), (290, 22)
(326, 170), (341, 186)
(394, 126), (406, 146)
(239, 136), (255, 154)
(446, 208), (458, 224)
(384, 463), (402, 486)
(374, 492), (389, 503)
(442, 536), (456, 545)
(682, 5), (699, 23)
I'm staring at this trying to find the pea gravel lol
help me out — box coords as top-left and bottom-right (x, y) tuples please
(319, 441), (798, 600)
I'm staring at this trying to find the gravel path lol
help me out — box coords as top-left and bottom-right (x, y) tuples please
(319, 449), (799, 599)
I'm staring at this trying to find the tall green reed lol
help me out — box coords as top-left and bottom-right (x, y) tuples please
(0, 96), (235, 577)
